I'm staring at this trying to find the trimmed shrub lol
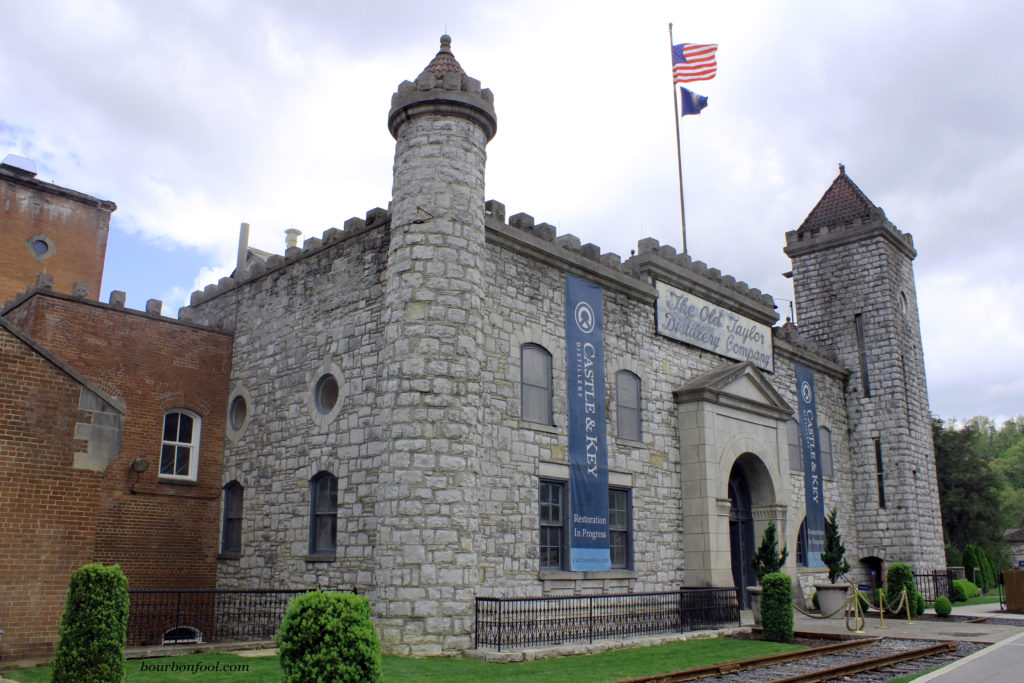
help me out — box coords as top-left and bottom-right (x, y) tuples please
(811, 590), (819, 611)
(915, 590), (926, 616)
(885, 562), (921, 616)
(934, 596), (952, 617)
(761, 572), (793, 643)
(873, 588), (884, 607)
(277, 591), (382, 683)
(750, 521), (788, 585)
(855, 589), (870, 613)
(952, 579), (980, 602)
(52, 563), (129, 683)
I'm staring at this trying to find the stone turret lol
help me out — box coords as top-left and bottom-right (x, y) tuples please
(377, 35), (496, 655)
(785, 165), (944, 572)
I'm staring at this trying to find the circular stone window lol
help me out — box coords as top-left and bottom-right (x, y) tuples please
(32, 239), (49, 255)
(314, 374), (339, 414)
(229, 395), (248, 430)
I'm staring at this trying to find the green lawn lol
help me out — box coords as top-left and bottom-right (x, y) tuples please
(2, 637), (804, 683)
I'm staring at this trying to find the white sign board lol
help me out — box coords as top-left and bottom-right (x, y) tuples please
(655, 280), (774, 371)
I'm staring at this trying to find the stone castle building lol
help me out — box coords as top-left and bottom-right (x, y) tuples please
(172, 36), (947, 655)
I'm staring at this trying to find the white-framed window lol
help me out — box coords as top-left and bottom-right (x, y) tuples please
(521, 344), (553, 425)
(221, 481), (243, 554)
(309, 472), (338, 556)
(615, 370), (641, 442)
(159, 410), (201, 480)
(819, 426), (834, 478)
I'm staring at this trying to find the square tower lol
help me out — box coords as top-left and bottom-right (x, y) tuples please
(785, 165), (944, 571)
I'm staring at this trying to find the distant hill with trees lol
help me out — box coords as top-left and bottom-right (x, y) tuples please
(934, 416), (1024, 570)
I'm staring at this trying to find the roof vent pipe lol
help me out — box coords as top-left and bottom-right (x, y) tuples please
(285, 229), (302, 250)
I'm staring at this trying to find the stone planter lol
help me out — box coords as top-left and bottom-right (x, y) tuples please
(747, 586), (762, 625)
(815, 583), (850, 617)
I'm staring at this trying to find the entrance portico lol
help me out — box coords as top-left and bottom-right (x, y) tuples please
(675, 362), (792, 594)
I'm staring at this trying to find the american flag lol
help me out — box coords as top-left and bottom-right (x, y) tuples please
(672, 43), (718, 83)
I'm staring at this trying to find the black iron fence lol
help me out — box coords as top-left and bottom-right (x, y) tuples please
(913, 570), (955, 603)
(127, 588), (352, 646)
(474, 588), (740, 651)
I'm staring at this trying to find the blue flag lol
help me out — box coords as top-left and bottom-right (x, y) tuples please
(680, 86), (708, 116)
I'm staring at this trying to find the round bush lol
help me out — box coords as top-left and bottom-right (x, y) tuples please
(915, 590), (926, 616)
(761, 572), (793, 643)
(873, 588), (884, 607)
(855, 589), (870, 613)
(277, 591), (382, 683)
(52, 563), (129, 683)
(811, 590), (819, 611)
(952, 579), (980, 602)
(934, 596), (952, 617)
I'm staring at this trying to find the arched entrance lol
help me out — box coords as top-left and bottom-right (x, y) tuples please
(729, 468), (757, 606)
(728, 453), (778, 608)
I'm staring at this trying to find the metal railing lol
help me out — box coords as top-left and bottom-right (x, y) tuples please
(127, 588), (352, 646)
(913, 570), (954, 603)
(474, 588), (740, 651)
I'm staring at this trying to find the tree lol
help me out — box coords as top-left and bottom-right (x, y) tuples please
(822, 507), (851, 584)
(750, 520), (788, 585)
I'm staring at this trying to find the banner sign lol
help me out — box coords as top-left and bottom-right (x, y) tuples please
(655, 281), (773, 372)
(795, 362), (825, 567)
(565, 274), (610, 571)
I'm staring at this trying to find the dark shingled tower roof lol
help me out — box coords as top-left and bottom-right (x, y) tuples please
(798, 164), (878, 232)
(418, 35), (466, 79)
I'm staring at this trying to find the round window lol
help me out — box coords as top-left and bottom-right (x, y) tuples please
(32, 239), (49, 255)
(229, 395), (248, 430)
(315, 374), (339, 414)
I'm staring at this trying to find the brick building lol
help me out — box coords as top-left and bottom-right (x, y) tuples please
(0, 156), (115, 304)
(0, 284), (231, 658)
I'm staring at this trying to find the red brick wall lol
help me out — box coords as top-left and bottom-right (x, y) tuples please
(1, 294), (232, 659)
(0, 324), (104, 660)
(0, 172), (113, 304)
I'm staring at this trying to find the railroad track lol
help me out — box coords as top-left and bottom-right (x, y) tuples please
(617, 637), (982, 683)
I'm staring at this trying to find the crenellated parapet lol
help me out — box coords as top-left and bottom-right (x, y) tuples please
(183, 207), (391, 309)
(484, 198), (777, 323)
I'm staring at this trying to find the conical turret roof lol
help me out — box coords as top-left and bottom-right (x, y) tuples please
(418, 35), (466, 79)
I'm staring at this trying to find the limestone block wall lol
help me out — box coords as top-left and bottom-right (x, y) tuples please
(187, 220), (391, 594)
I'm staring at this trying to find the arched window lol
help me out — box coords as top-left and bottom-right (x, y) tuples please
(819, 426), (833, 477)
(309, 472), (338, 556)
(160, 410), (201, 480)
(787, 419), (802, 471)
(521, 344), (553, 425)
(615, 370), (641, 441)
(221, 481), (243, 554)
(797, 517), (809, 567)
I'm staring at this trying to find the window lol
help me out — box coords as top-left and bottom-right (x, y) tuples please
(222, 482), (243, 554)
(855, 313), (871, 397)
(609, 488), (633, 569)
(309, 472), (338, 555)
(615, 371), (641, 441)
(521, 344), (553, 425)
(796, 517), (808, 567)
(539, 481), (633, 571)
(314, 374), (339, 414)
(229, 395), (248, 431)
(874, 439), (886, 508)
(787, 420), (802, 471)
(539, 479), (566, 570)
(819, 426), (833, 478)
(159, 410), (201, 480)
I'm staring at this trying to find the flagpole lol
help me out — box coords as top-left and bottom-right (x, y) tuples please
(668, 23), (687, 254)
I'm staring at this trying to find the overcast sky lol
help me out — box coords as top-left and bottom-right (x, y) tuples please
(3, 0), (1022, 422)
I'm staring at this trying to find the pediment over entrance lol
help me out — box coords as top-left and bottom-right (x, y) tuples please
(673, 361), (793, 421)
